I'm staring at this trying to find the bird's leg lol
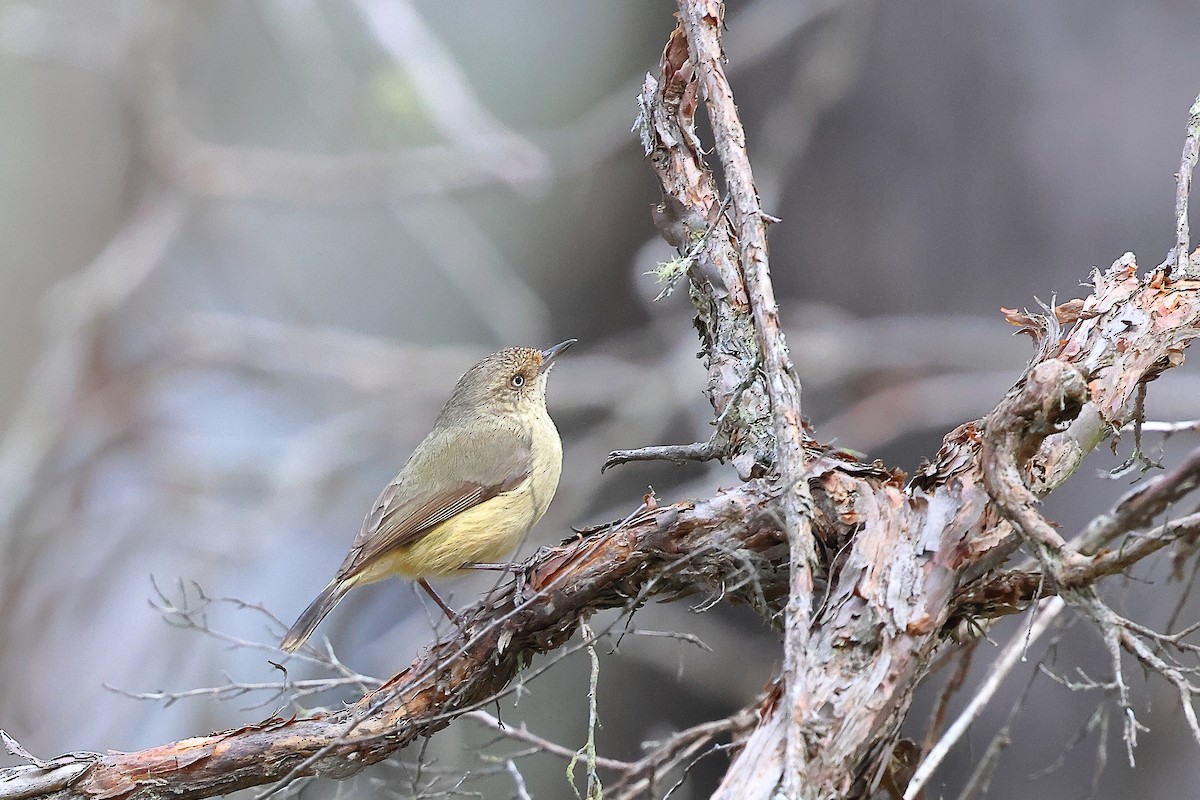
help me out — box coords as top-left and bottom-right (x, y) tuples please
(463, 561), (530, 605)
(417, 577), (459, 624)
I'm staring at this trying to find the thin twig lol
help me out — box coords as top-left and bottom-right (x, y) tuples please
(674, 4), (817, 793)
(1135, 419), (1200, 435)
(609, 704), (759, 800)
(468, 711), (629, 773)
(567, 622), (603, 800)
(952, 652), (1052, 800)
(602, 440), (723, 473)
(904, 596), (1066, 800)
(919, 639), (980, 761)
(1077, 444), (1200, 555)
(1174, 91), (1200, 278)
(505, 760), (533, 800)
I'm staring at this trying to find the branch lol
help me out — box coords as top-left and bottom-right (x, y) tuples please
(981, 358), (1092, 588)
(3, 248), (1199, 799)
(654, 4), (819, 789)
(6, 10), (1200, 800)
(631, 8), (1200, 798)
(602, 440), (723, 473)
(606, 700), (760, 800)
(1175, 90), (1200, 278)
(635, 12), (821, 777)
(467, 711), (630, 773)
(904, 596), (1067, 800)
(0, 189), (186, 599)
(0, 486), (787, 800)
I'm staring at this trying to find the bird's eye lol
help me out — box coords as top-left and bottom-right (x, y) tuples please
(510, 374), (525, 388)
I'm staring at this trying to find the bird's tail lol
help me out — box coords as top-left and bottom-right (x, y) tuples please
(280, 579), (351, 653)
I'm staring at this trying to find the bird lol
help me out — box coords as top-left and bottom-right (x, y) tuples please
(280, 340), (575, 653)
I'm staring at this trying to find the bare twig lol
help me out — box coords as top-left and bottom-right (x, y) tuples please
(505, 760), (533, 800)
(1076, 444), (1200, 555)
(1136, 419), (1200, 435)
(904, 596), (1066, 800)
(673, 4), (818, 793)
(471, 696), (761, 800)
(468, 711), (629, 773)
(2, 730), (52, 769)
(1174, 91), (1200, 278)
(919, 639), (980, 762)
(710, 698), (786, 800)
(607, 702), (760, 800)
(1073, 510), (1200, 589)
(951, 655), (1052, 800)
(568, 622), (603, 799)
(602, 440), (723, 472)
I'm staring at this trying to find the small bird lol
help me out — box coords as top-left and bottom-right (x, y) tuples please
(280, 340), (575, 653)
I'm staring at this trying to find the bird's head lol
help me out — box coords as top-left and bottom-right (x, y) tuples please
(442, 339), (575, 420)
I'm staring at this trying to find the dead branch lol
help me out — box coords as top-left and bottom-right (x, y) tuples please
(0, 486), (789, 800)
(606, 700), (761, 800)
(3, 246), (1196, 800)
(1174, 91), (1200, 278)
(904, 596), (1067, 799)
(603, 440), (724, 472)
(671, 3), (819, 792)
(4, 7), (1200, 800)
(1, 249), (1198, 799)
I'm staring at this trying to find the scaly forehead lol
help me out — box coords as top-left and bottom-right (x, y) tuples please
(485, 346), (543, 373)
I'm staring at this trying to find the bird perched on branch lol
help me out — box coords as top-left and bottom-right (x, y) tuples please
(280, 340), (575, 653)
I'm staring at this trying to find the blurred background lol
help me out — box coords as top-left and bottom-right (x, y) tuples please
(2, 0), (1200, 797)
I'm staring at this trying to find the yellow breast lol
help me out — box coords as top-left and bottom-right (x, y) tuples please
(363, 409), (562, 580)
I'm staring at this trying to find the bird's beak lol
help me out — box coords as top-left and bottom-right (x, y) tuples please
(540, 339), (577, 372)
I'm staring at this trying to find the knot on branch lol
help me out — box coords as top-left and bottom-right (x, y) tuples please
(981, 358), (1091, 589)
(992, 359), (1088, 465)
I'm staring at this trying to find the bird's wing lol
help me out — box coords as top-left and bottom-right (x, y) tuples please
(340, 423), (532, 576)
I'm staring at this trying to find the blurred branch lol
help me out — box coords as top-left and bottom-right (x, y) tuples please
(143, 125), (535, 206)
(0, 190), (186, 601)
(0, 3), (127, 72)
(161, 306), (1032, 474)
(391, 200), (551, 345)
(136, 7), (544, 205)
(3, 0), (847, 208)
(904, 596), (1067, 800)
(351, 0), (549, 190)
(819, 370), (1016, 452)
